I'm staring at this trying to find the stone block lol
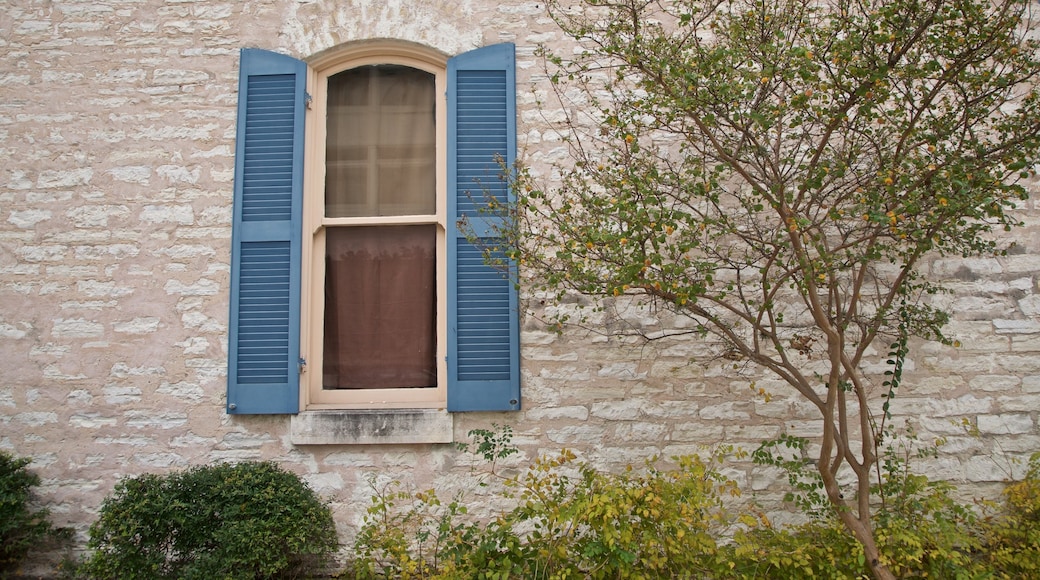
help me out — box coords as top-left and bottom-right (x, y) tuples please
(595, 361), (647, 380)
(977, 413), (1034, 434)
(524, 405), (589, 421)
(590, 399), (643, 420)
(993, 319), (1040, 334)
(156, 381), (204, 402)
(899, 394), (994, 417)
(132, 452), (187, 468)
(615, 421), (669, 443)
(963, 456), (1012, 483)
(7, 209), (52, 228)
(18, 245), (67, 262)
(102, 386), (142, 405)
(523, 346), (579, 361)
(1022, 375), (1040, 393)
(725, 423), (782, 443)
(304, 472), (345, 494)
(170, 433), (216, 448)
(0, 322), (28, 340)
(14, 412), (59, 427)
(912, 457), (964, 480)
(123, 411), (188, 430)
(36, 168), (93, 188)
(670, 422), (726, 442)
(163, 278), (219, 296)
(1010, 334), (1040, 351)
(108, 163), (154, 184)
(782, 420), (826, 438)
(643, 400), (701, 419)
(996, 393), (1040, 412)
(219, 431), (275, 449)
(112, 317), (160, 334)
(699, 401), (752, 421)
(74, 244), (139, 260)
(967, 374), (1021, 392)
(931, 257), (1002, 279)
(587, 445), (663, 467)
(990, 434), (1040, 453)
(545, 424), (608, 444)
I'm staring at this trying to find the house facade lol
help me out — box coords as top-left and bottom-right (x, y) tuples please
(2, 0), (1038, 566)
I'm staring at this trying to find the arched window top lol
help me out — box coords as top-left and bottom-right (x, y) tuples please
(307, 39), (449, 76)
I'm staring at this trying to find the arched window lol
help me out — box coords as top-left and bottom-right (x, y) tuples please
(307, 44), (448, 408)
(227, 42), (521, 423)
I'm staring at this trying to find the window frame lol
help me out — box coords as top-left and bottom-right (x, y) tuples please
(302, 42), (450, 410)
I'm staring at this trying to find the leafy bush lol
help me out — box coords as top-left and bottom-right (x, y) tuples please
(79, 461), (337, 580)
(871, 450), (986, 577)
(724, 519), (866, 579)
(743, 432), (990, 578)
(346, 426), (1040, 579)
(984, 451), (1040, 577)
(1, 451), (69, 577)
(350, 429), (736, 579)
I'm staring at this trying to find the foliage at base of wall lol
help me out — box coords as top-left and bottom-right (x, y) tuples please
(72, 461), (338, 580)
(0, 452), (71, 579)
(343, 428), (1040, 579)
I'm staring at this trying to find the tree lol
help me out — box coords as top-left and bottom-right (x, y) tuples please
(508, 0), (1040, 577)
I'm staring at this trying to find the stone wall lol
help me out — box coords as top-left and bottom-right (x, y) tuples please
(1, 0), (1037, 569)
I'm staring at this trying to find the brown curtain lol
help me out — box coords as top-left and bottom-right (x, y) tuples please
(323, 226), (436, 389)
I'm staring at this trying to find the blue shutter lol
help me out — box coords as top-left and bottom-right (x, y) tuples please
(227, 49), (306, 414)
(446, 43), (521, 412)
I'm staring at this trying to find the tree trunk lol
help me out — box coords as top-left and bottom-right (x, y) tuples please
(818, 454), (895, 580)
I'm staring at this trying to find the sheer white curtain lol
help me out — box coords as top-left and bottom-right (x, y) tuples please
(325, 65), (435, 217)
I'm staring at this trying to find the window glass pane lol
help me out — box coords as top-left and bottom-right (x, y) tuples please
(325, 65), (436, 217)
(322, 225), (437, 389)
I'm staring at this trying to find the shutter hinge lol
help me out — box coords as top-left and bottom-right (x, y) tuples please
(298, 357), (307, 373)
(304, 92), (312, 110)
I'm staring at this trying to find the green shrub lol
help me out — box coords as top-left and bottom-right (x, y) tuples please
(722, 469), (988, 579)
(741, 431), (992, 578)
(80, 461), (337, 580)
(1, 451), (68, 578)
(724, 519), (866, 579)
(346, 427), (1040, 579)
(984, 452), (1040, 577)
(872, 470), (986, 576)
(350, 429), (734, 579)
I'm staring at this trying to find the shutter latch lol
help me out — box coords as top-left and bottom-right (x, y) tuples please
(298, 357), (307, 374)
(304, 92), (312, 110)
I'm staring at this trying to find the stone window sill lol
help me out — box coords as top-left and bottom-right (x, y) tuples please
(289, 409), (453, 445)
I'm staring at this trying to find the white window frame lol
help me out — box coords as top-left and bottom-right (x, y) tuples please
(301, 42), (450, 410)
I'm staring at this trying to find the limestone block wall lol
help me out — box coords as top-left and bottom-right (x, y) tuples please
(0, 0), (1037, 566)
